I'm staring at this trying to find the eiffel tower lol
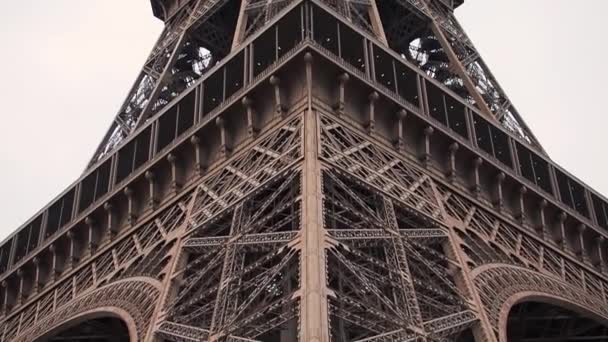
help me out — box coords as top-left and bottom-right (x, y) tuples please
(3, 0), (608, 341)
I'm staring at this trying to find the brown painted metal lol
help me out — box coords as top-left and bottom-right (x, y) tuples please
(3, 1), (608, 341)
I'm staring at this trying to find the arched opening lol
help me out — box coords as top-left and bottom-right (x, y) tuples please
(36, 316), (130, 342)
(507, 301), (608, 342)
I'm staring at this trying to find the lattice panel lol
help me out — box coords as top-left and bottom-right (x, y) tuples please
(188, 115), (303, 229)
(319, 113), (442, 221)
(162, 171), (302, 341)
(1, 116), (302, 342)
(323, 169), (476, 341)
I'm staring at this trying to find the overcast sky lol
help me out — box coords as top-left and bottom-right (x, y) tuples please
(0, 0), (606, 241)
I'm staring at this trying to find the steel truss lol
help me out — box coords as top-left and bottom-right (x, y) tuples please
(2, 112), (304, 341)
(389, 0), (544, 151)
(90, 0), (388, 167)
(5, 1), (608, 341)
(319, 113), (477, 341)
(149, 110), (481, 341)
(90, 0), (235, 166)
(89, 0), (543, 172)
(7, 83), (608, 341)
(164, 172), (301, 340)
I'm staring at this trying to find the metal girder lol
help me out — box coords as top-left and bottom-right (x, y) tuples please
(384, 197), (425, 331)
(424, 310), (477, 337)
(320, 114), (442, 220)
(184, 231), (298, 252)
(327, 228), (447, 241)
(156, 321), (210, 342)
(155, 154), (302, 339)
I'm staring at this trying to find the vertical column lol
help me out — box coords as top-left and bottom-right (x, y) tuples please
(300, 52), (330, 342)
(209, 205), (244, 337)
(167, 153), (182, 194)
(231, 0), (249, 51)
(270, 75), (287, 117)
(395, 109), (407, 151)
(383, 197), (424, 335)
(190, 135), (207, 177)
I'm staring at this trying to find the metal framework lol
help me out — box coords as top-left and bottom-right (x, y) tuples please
(3, 1), (608, 341)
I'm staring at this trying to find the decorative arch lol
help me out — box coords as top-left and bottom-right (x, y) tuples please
(497, 292), (608, 342)
(15, 277), (161, 342)
(473, 263), (608, 342)
(32, 307), (135, 342)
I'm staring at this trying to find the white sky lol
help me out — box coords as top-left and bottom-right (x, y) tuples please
(0, 0), (606, 241)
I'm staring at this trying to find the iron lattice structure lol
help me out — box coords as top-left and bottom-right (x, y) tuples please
(2, 1), (608, 341)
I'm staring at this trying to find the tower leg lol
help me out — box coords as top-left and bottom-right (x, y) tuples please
(300, 52), (330, 342)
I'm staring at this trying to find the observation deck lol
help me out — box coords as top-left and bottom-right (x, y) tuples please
(150, 0), (465, 22)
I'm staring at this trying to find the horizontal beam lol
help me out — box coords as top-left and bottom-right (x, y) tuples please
(327, 229), (447, 241)
(183, 231), (299, 251)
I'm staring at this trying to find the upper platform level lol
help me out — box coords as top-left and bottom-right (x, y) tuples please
(150, 0), (192, 21)
(150, 0), (465, 22)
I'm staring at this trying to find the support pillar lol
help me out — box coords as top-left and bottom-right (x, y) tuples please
(300, 52), (330, 342)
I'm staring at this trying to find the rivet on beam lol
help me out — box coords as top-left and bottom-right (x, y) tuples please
(334, 72), (350, 116)
(516, 186), (527, 225)
(420, 126), (434, 168)
(269, 75), (286, 117)
(216, 116), (231, 159)
(103, 202), (118, 241)
(124, 187), (137, 226)
(471, 157), (483, 197)
(556, 211), (567, 250)
(85, 216), (97, 257)
(190, 135), (206, 177)
(145, 170), (159, 210)
(394, 109), (407, 151)
(493, 172), (506, 212)
(242, 96), (259, 138)
(167, 153), (182, 193)
(446, 142), (459, 182)
(366, 92), (379, 135)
